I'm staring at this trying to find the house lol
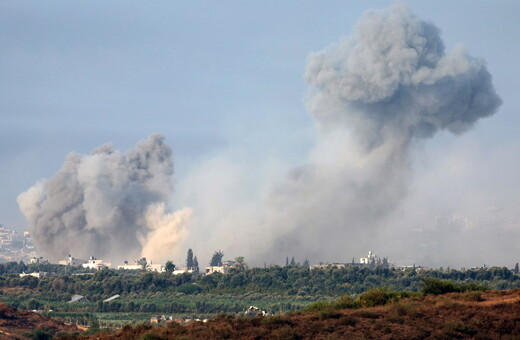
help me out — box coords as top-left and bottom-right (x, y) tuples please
(118, 258), (164, 272)
(19, 272), (48, 279)
(310, 263), (349, 270)
(82, 256), (111, 270)
(59, 255), (85, 266)
(28, 257), (48, 265)
(205, 260), (239, 274)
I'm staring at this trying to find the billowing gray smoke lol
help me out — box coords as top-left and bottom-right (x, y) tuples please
(213, 3), (502, 263)
(18, 134), (191, 263)
(305, 3), (501, 143)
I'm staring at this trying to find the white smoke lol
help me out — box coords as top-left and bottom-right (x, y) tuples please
(18, 134), (191, 264)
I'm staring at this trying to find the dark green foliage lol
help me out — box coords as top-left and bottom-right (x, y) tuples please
(140, 333), (166, 340)
(209, 250), (224, 267)
(0, 261), (518, 322)
(422, 278), (488, 295)
(186, 249), (194, 270)
(29, 329), (52, 340)
(176, 283), (202, 295)
(303, 301), (331, 312)
(334, 295), (358, 309)
(164, 261), (175, 274)
(356, 288), (405, 308)
(193, 256), (199, 273)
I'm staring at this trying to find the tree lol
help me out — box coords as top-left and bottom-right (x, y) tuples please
(209, 250), (224, 266)
(303, 259), (310, 267)
(186, 249), (194, 270)
(290, 256), (296, 266)
(286, 257), (289, 266)
(235, 256), (247, 270)
(515, 263), (519, 275)
(138, 258), (149, 271)
(165, 261), (175, 274)
(193, 256), (199, 273)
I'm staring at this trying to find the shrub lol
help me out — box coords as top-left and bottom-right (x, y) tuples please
(318, 309), (341, 320)
(303, 301), (331, 312)
(461, 291), (483, 302)
(356, 288), (400, 308)
(422, 278), (488, 295)
(261, 315), (293, 326)
(353, 310), (379, 319)
(270, 326), (301, 340)
(333, 295), (358, 309)
(339, 315), (357, 326)
(422, 278), (459, 295)
(443, 321), (477, 336)
(176, 283), (202, 295)
(139, 333), (165, 340)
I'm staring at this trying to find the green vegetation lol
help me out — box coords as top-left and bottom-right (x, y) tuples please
(421, 277), (489, 295)
(0, 261), (518, 327)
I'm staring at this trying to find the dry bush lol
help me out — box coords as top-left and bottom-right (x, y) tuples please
(353, 310), (380, 319)
(333, 295), (358, 309)
(338, 315), (357, 327)
(318, 308), (341, 320)
(460, 291), (483, 302)
(269, 326), (301, 340)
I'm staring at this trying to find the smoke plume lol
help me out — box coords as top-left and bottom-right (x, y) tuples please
(180, 3), (502, 264)
(267, 3), (501, 260)
(17, 134), (191, 264)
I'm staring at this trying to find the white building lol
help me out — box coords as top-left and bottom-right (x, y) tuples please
(28, 257), (48, 265)
(117, 258), (164, 272)
(360, 251), (378, 265)
(205, 260), (239, 274)
(58, 255), (85, 266)
(82, 256), (111, 270)
(20, 272), (47, 279)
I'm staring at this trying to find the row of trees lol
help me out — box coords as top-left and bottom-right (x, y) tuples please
(1, 262), (519, 299)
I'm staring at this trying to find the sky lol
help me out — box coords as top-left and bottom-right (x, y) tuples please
(1, 1), (520, 268)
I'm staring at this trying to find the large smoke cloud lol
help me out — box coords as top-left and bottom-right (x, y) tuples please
(264, 3), (501, 260)
(179, 3), (502, 265)
(305, 3), (501, 141)
(18, 134), (191, 263)
(17, 4), (504, 267)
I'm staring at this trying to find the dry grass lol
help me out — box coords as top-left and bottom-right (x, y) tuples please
(61, 289), (520, 340)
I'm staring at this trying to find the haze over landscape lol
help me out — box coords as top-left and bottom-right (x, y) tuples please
(2, 1), (520, 269)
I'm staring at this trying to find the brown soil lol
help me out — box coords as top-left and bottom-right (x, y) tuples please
(0, 303), (79, 339)
(73, 289), (520, 340)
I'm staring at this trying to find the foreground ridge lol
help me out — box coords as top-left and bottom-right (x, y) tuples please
(69, 289), (520, 340)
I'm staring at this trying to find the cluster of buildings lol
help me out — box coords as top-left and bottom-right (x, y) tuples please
(55, 255), (199, 275)
(310, 251), (395, 270)
(205, 260), (239, 274)
(309, 251), (428, 271)
(0, 225), (37, 263)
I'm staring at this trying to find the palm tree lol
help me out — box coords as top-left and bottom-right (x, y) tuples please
(235, 256), (247, 270)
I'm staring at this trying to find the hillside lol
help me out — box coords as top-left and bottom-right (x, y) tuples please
(0, 303), (79, 339)
(74, 289), (520, 340)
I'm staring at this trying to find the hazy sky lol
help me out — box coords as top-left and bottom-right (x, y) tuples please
(2, 1), (520, 267)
